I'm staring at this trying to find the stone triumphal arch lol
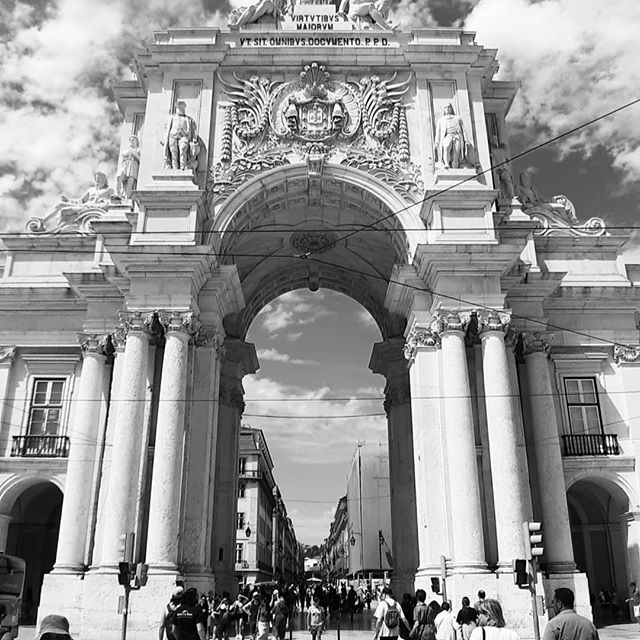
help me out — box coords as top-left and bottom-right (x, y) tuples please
(5, 3), (638, 639)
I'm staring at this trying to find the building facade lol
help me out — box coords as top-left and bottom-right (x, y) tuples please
(0, 4), (638, 638)
(235, 426), (302, 587)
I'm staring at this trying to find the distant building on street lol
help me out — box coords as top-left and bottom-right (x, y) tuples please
(235, 426), (302, 587)
(324, 444), (392, 580)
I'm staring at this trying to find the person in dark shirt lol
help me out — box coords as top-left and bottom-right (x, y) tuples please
(456, 597), (477, 640)
(171, 588), (206, 640)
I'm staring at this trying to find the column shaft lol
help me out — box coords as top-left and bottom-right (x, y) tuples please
(525, 348), (575, 570)
(55, 336), (108, 572)
(481, 327), (528, 564)
(0, 514), (12, 552)
(100, 315), (151, 567)
(146, 317), (192, 570)
(441, 327), (486, 571)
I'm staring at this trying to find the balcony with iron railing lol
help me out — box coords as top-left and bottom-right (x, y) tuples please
(561, 433), (620, 457)
(11, 435), (70, 458)
(239, 469), (263, 479)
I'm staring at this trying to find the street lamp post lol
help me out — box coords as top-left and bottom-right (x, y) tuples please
(378, 530), (383, 571)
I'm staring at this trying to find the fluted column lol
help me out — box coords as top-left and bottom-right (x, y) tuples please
(404, 325), (447, 574)
(212, 338), (258, 596)
(146, 311), (199, 571)
(100, 311), (153, 568)
(370, 338), (419, 594)
(437, 311), (486, 572)
(479, 313), (528, 567)
(55, 334), (110, 573)
(523, 334), (575, 571)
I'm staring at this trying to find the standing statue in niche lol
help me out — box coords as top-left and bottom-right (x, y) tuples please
(163, 101), (198, 170)
(434, 103), (467, 169)
(489, 136), (515, 200)
(338, 0), (394, 30)
(116, 135), (141, 198)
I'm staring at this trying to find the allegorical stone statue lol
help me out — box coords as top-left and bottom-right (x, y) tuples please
(55, 171), (114, 220)
(516, 170), (542, 209)
(230, 0), (285, 27)
(338, 0), (394, 30)
(163, 101), (198, 170)
(434, 103), (467, 169)
(489, 135), (515, 199)
(116, 135), (141, 198)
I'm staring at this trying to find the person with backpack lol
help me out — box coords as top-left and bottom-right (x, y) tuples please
(410, 590), (437, 640)
(160, 586), (184, 640)
(374, 587), (411, 640)
(307, 596), (327, 640)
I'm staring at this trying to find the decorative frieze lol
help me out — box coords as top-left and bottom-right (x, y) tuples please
(403, 326), (440, 364)
(613, 345), (640, 365)
(158, 311), (200, 338)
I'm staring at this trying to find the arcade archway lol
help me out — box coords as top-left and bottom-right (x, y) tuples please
(568, 477), (630, 623)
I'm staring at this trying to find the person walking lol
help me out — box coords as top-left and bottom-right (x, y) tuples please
(171, 587), (207, 640)
(625, 581), (640, 628)
(469, 599), (518, 640)
(256, 595), (271, 640)
(410, 589), (436, 640)
(542, 588), (598, 640)
(272, 593), (289, 640)
(456, 597), (477, 640)
(374, 586), (412, 640)
(307, 596), (327, 640)
(434, 603), (456, 640)
(160, 586), (184, 640)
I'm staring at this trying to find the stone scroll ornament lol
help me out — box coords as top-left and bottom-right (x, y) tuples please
(208, 62), (423, 208)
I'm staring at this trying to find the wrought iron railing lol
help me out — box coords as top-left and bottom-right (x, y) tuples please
(11, 435), (70, 458)
(561, 434), (620, 456)
(239, 469), (263, 479)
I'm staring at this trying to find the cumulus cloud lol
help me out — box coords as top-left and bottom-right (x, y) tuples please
(466, 0), (640, 188)
(0, 0), (228, 231)
(256, 347), (319, 366)
(243, 375), (387, 465)
(257, 290), (332, 335)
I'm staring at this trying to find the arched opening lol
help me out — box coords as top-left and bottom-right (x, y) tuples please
(568, 477), (630, 625)
(5, 481), (63, 623)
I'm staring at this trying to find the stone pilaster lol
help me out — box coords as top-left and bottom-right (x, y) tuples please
(212, 338), (258, 596)
(54, 334), (110, 573)
(478, 312), (529, 567)
(0, 513), (12, 552)
(370, 337), (418, 595)
(0, 347), (16, 456)
(522, 333), (575, 572)
(99, 311), (154, 568)
(436, 310), (487, 572)
(146, 311), (200, 572)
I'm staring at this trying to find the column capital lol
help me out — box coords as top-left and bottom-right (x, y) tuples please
(478, 310), (511, 336)
(158, 310), (201, 339)
(77, 333), (109, 356)
(521, 331), (553, 356)
(613, 345), (640, 365)
(433, 310), (472, 335)
(403, 326), (440, 364)
(0, 347), (16, 364)
(118, 310), (155, 336)
(194, 328), (225, 357)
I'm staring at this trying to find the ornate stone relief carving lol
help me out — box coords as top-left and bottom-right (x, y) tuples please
(403, 326), (440, 364)
(209, 63), (422, 208)
(290, 230), (338, 255)
(613, 345), (640, 365)
(0, 347), (16, 364)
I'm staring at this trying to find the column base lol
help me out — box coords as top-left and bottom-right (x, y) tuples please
(148, 563), (180, 575)
(51, 563), (86, 575)
(448, 561), (490, 574)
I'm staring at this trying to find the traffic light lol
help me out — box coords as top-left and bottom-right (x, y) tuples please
(512, 558), (528, 588)
(430, 577), (441, 594)
(135, 563), (149, 587)
(522, 522), (543, 560)
(118, 562), (131, 586)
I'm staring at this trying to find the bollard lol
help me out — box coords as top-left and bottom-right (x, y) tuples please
(336, 614), (340, 640)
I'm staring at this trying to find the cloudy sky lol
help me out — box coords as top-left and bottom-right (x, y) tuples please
(2, 0), (640, 543)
